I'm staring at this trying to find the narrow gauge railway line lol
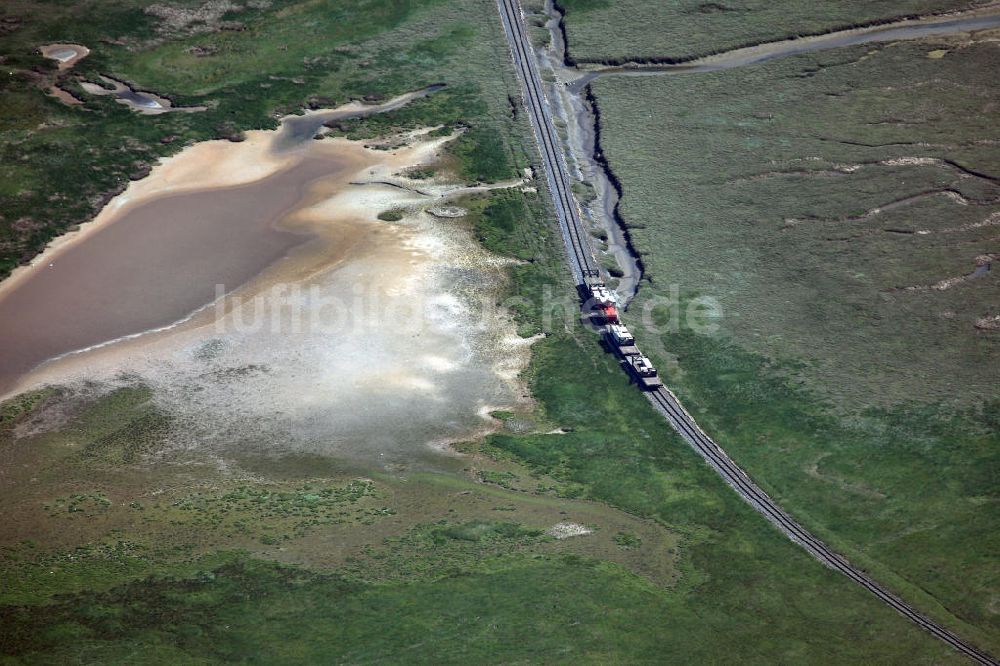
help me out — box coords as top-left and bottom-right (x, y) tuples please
(494, 0), (998, 663)
(494, 0), (596, 283)
(646, 386), (998, 664)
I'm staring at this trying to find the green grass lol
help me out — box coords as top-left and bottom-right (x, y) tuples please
(0, 545), (243, 608)
(0, 389), (53, 430)
(451, 126), (514, 182)
(50, 385), (172, 466)
(377, 209), (405, 222)
(104, 0), (441, 96)
(0, 531), (961, 664)
(573, 22), (1000, 651)
(469, 190), (535, 258)
(555, 0), (995, 62)
(337, 519), (552, 583)
(0, 556), (732, 664)
(432, 520), (542, 542)
(657, 323), (1000, 638)
(0, 0), (994, 661)
(479, 336), (965, 663)
(590, 39), (1000, 405)
(171, 480), (378, 535)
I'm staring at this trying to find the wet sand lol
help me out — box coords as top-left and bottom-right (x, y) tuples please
(0, 116), (347, 394)
(38, 43), (89, 70)
(78, 75), (207, 114)
(0, 116), (533, 467)
(0, 156), (353, 392)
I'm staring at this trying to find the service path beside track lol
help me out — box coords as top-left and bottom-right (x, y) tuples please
(494, 0), (998, 662)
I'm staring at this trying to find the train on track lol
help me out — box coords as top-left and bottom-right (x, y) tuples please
(497, 2), (1000, 658)
(583, 271), (663, 390)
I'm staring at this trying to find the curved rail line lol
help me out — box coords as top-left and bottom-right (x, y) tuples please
(495, 0), (998, 662)
(646, 386), (997, 664)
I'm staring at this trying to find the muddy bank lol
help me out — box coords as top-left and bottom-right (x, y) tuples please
(276, 84), (446, 151)
(539, 0), (642, 304)
(38, 43), (89, 70)
(78, 75), (207, 114)
(46, 85), (84, 106)
(0, 155), (355, 393)
(1, 120), (534, 468)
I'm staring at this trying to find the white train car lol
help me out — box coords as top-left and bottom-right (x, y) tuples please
(608, 324), (639, 356)
(627, 354), (663, 390)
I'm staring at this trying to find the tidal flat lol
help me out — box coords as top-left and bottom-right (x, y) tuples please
(1, 114), (535, 468)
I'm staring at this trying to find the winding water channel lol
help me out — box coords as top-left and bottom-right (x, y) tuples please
(570, 10), (1000, 89)
(537, 3), (1000, 304)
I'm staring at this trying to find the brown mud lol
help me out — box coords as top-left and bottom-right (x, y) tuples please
(0, 115), (535, 467)
(0, 154), (358, 393)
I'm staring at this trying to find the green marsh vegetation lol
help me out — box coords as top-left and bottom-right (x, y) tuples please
(0, 0), (991, 661)
(0, 556), (762, 664)
(376, 208), (405, 222)
(568, 16), (1000, 650)
(555, 0), (995, 63)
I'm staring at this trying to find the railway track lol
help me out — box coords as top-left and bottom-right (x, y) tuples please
(494, 0), (596, 283)
(494, 0), (998, 663)
(646, 386), (997, 664)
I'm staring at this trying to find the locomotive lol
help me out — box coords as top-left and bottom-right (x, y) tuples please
(584, 272), (663, 390)
(587, 281), (619, 325)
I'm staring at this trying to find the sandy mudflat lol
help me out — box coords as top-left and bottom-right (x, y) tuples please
(38, 43), (89, 70)
(0, 130), (301, 301)
(0, 118), (533, 465)
(0, 154), (358, 392)
(0, 129), (375, 393)
(77, 75), (208, 114)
